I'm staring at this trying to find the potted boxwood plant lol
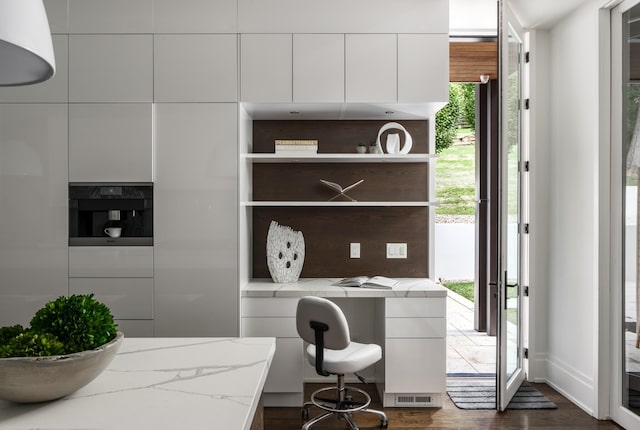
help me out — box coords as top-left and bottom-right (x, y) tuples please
(0, 294), (123, 403)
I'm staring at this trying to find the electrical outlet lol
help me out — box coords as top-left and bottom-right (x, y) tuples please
(350, 243), (360, 258)
(386, 243), (407, 259)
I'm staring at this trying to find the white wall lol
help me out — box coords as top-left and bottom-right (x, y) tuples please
(539, 0), (603, 415)
(527, 29), (552, 384)
(434, 224), (475, 280)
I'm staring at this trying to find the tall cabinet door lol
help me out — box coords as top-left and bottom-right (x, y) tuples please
(0, 104), (69, 326)
(345, 34), (397, 103)
(293, 34), (344, 103)
(154, 103), (238, 336)
(240, 34), (292, 102)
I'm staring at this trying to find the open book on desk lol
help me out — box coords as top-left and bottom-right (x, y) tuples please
(333, 276), (399, 289)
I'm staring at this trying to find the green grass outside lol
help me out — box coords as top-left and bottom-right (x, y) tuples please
(456, 127), (474, 135)
(443, 280), (474, 302)
(435, 144), (476, 215)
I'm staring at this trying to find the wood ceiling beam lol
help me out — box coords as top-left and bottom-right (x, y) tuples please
(450, 41), (498, 83)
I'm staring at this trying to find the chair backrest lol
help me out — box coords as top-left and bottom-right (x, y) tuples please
(296, 296), (350, 350)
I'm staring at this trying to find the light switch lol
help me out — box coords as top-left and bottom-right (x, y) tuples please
(386, 243), (407, 259)
(350, 243), (360, 258)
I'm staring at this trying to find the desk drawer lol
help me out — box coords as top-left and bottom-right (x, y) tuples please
(386, 318), (445, 338)
(241, 298), (299, 317)
(241, 317), (298, 338)
(386, 298), (445, 318)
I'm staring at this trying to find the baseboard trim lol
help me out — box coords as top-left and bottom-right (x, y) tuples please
(541, 353), (595, 416)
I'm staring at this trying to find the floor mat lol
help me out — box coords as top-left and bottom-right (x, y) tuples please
(447, 380), (557, 410)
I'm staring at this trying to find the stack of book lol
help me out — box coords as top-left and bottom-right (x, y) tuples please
(275, 139), (318, 155)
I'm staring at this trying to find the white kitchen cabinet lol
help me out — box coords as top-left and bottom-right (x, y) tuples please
(384, 338), (446, 393)
(154, 34), (238, 102)
(0, 104), (68, 327)
(68, 103), (153, 183)
(293, 34), (344, 103)
(44, 0), (69, 34)
(238, 0), (449, 34)
(0, 36), (68, 103)
(113, 319), (154, 337)
(345, 34), (397, 103)
(68, 0), (153, 34)
(69, 35), (153, 102)
(69, 278), (154, 319)
(153, 0), (237, 33)
(382, 297), (446, 407)
(241, 297), (303, 406)
(68, 247), (154, 278)
(68, 246), (154, 335)
(398, 34), (449, 103)
(240, 34), (292, 102)
(154, 103), (238, 337)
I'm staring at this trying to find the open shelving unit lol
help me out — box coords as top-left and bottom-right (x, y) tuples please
(241, 201), (437, 207)
(238, 116), (436, 282)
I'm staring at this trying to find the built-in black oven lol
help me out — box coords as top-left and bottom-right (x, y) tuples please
(69, 183), (153, 246)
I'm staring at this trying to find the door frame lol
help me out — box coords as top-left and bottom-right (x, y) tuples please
(610, 0), (640, 426)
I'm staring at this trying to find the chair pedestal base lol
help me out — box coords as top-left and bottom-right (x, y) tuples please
(301, 376), (388, 430)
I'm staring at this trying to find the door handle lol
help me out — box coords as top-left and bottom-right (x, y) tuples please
(506, 282), (517, 308)
(503, 271), (518, 310)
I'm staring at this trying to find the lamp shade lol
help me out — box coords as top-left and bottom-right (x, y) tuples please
(0, 0), (55, 86)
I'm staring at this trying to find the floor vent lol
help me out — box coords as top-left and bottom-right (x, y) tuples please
(396, 394), (433, 406)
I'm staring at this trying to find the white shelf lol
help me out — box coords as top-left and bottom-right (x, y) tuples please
(242, 153), (435, 163)
(241, 201), (437, 207)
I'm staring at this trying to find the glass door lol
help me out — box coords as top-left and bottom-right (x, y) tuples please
(611, 0), (640, 427)
(497, 0), (526, 411)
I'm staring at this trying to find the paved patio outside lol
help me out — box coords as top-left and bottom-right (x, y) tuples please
(446, 288), (496, 376)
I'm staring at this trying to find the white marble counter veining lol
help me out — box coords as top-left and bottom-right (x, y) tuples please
(0, 337), (276, 430)
(242, 277), (448, 298)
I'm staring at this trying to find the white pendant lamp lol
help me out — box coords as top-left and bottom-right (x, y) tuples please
(0, 0), (55, 86)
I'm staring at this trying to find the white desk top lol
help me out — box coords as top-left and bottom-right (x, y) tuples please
(0, 337), (276, 430)
(242, 277), (447, 298)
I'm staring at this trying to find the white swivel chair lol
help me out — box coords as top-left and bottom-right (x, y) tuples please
(296, 296), (388, 430)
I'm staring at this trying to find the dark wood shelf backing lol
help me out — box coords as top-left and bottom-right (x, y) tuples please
(252, 207), (428, 279)
(252, 163), (428, 202)
(252, 120), (429, 154)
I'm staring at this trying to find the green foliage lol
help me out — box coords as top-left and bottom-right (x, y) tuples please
(435, 85), (461, 153)
(459, 83), (476, 130)
(0, 325), (25, 343)
(0, 331), (65, 358)
(30, 294), (117, 354)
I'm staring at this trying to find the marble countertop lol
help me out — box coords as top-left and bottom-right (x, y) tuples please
(242, 277), (448, 298)
(0, 337), (275, 430)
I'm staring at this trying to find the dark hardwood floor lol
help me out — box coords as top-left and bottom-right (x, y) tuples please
(264, 383), (624, 429)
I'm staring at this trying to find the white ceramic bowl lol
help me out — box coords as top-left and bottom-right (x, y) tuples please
(0, 331), (124, 403)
